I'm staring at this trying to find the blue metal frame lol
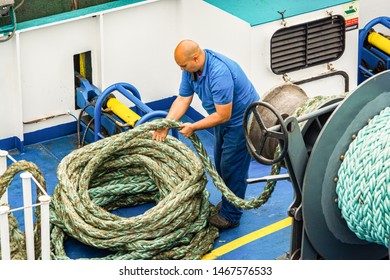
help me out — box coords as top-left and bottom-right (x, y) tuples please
(358, 16), (390, 83)
(94, 82), (178, 141)
(75, 75), (100, 109)
(76, 76), (119, 141)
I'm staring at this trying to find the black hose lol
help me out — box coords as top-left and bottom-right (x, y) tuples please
(77, 103), (94, 148)
(81, 117), (94, 147)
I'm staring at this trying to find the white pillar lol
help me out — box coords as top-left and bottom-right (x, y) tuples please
(39, 195), (51, 260)
(20, 172), (35, 260)
(0, 205), (11, 260)
(0, 150), (8, 205)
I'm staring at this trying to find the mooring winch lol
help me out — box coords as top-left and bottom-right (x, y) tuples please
(75, 73), (177, 146)
(244, 70), (390, 260)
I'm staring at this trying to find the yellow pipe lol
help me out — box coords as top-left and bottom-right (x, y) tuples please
(79, 53), (86, 77)
(368, 32), (390, 55)
(106, 98), (141, 127)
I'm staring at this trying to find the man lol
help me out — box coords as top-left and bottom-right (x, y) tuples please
(153, 40), (259, 229)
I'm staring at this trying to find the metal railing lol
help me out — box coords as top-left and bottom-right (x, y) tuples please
(0, 150), (51, 260)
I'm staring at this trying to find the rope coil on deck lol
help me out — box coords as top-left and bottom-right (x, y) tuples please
(50, 118), (283, 260)
(51, 118), (216, 259)
(0, 160), (46, 260)
(336, 106), (390, 247)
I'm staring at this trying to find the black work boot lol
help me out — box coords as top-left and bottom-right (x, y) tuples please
(209, 214), (239, 230)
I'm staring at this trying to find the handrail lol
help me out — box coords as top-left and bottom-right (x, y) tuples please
(0, 150), (51, 260)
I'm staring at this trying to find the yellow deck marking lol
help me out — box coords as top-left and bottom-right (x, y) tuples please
(202, 217), (292, 260)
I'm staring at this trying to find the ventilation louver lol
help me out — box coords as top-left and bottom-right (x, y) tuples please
(270, 15), (346, 74)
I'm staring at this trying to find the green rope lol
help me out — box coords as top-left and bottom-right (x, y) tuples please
(336, 106), (390, 248)
(293, 94), (345, 127)
(50, 118), (284, 260)
(0, 160), (47, 260)
(50, 118), (216, 260)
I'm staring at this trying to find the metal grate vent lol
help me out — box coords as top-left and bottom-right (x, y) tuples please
(270, 15), (346, 74)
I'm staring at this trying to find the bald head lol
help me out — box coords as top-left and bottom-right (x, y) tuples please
(174, 40), (205, 73)
(175, 40), (201, 60)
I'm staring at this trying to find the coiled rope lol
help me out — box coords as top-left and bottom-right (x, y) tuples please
(0, 160), (46, 260)
(336, 106), (390, 248)
(49, 118), (283, 260)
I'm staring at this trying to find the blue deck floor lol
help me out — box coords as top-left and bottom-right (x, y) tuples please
(4, 115), (294, 260)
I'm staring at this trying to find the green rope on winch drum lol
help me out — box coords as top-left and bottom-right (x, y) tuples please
(336, 107), (390, 248)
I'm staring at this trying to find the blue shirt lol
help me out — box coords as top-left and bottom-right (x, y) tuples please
(179, 49), (260, 127)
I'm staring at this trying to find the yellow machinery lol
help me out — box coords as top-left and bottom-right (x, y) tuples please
(358, 16), (390, 83)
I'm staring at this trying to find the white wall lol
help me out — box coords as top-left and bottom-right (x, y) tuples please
(101, 0), (179, 102)
(250, 6), (359, 98)
(0, 39), (21, 140)
(177, 0), (359, 100)
(359, 0), (390, 27)
(175, 0), (253, 115)
(0, 0), (387, 143)
(19, 17), (99, 133)
(0, 0), (179, 141)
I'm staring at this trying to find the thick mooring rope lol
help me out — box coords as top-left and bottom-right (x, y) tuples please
(0, 160), (46, 260)
(336, 106), (390, 248)
(51, 119), (216, 260)
(293, 94), (344, 127)
(50, 118), (282, 260)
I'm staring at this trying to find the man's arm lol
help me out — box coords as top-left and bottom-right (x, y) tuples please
(166, 95), (193, 120)
(152, 95), (193, 141)
(179, 102), (232, 138)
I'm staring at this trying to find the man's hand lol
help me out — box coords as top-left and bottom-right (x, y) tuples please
(179, 122), (195, 138)
(152, 127), (169, 142)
